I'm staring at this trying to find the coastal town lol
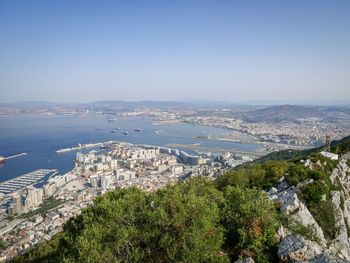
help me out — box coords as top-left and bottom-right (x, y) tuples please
(1, 0), (350, 260)
(1, 104), (350, 261)
(0, 141), (251, 261)
(1, 102), (349, 152)
(180, 115), (349, 148)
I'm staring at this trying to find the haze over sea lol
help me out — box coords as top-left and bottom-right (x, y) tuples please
(0, 114), (261, 182)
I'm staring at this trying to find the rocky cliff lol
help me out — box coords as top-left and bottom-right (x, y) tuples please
(271, 154), (350, 262)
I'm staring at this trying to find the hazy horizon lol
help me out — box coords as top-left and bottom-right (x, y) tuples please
(1, 99), (350, 107)
(1, 1), (350, 102)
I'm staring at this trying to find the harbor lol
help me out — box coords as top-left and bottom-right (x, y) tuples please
(0, 169), (58, 195)
(0, 115), (263, 184)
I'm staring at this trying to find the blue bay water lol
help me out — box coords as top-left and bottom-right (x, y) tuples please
(0, 114), (261, 182)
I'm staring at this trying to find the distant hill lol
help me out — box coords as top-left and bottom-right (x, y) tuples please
(238, 104), (350, 123)
(251, 134), (350, 164)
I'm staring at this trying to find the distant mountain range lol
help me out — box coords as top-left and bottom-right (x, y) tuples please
(1, 101), (350, 123)
(238, 104), (350, 123)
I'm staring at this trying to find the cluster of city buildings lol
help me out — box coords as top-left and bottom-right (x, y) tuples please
(181, 116), (350, 148)
(7, 187), (43, 216)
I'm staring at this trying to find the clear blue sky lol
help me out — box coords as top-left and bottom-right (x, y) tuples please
(1, 0), (349, 103)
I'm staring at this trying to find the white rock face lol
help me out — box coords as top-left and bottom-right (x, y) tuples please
(309, 253), (349, 263)
(328, 157), (350, 260)
(269, 184), (327, 245)
(328, 191), (350, 260)
(278, 235), (350, 263)
(304, 159), (312, 168)
(277, 225), (290, 241)
(278, 234), (322, 262)
(275, 155), (350, 262)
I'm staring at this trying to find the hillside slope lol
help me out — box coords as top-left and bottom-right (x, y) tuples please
(10, 136), (350, 263)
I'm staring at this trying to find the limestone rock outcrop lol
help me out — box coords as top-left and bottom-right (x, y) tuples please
(278, 234), (322, 262)
(269, 180), (327, 245)
(273, 155), (350, 262)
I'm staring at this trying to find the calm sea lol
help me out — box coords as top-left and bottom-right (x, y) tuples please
(0, 114), (261, 182)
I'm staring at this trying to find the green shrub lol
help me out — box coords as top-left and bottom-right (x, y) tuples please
(300, 181), (328, 204)
(307, 200), (336, 240)
(215, 161), (289, 191)
(221, 187), (279, 263)
(285, 164), (308, 186)
(14, 178), (229, 263)
(332, 139), (350, 154)
(299, 180), (336, 240)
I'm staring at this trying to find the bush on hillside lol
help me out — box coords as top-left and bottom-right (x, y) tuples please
(220, 187), (279, 263)
(13, 178), (282, 263)
(215, 161), (289, 191)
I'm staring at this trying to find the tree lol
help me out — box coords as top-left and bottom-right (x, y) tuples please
(220, 187), (279, 263)
(24, 178), (229, 263)
(285, 164), (308, 186)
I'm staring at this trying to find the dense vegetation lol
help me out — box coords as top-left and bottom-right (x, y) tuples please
(332, 136), (350, 154)
(252, 135), (350, 163)
(13, 178), (279, 263)
(218, 152), (340, 240)
(13, 136), (350, 263)
(215, 160), (289, 191)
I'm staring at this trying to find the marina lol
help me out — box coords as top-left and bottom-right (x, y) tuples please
(0, 169), (58, 195)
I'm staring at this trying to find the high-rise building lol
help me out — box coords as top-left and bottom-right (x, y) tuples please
(90, 175), (99, 188)
(44, 183), (57, 197)
(8, 192), (23, 215)
(25, 186), (43, 208)
(101, 175), (112, 189)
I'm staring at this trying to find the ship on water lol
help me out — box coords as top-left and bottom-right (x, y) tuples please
(122, 132), (129, 135)
(134, 128), (142, 132)
(111, 128), (121, 133)
(0, 153), (27, 164)
(106, 115), (118, 122)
